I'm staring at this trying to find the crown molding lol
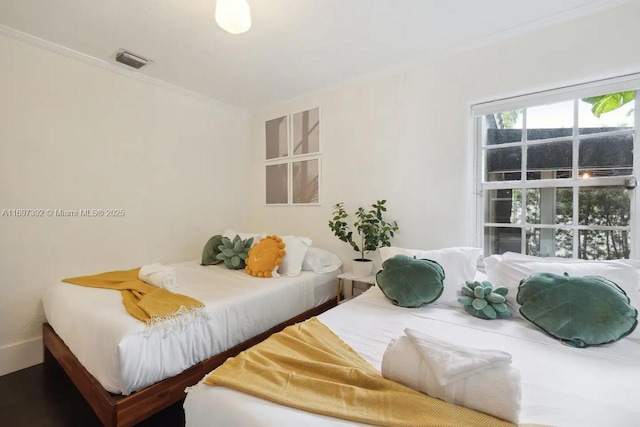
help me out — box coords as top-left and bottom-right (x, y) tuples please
(0, 24), (248, 114)
(256, 0), (634, 113)
(447, 0), (634, 56)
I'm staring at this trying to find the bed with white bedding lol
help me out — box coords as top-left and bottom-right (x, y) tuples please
(184, 285), (640, 427)
(43, 260), (339, 426)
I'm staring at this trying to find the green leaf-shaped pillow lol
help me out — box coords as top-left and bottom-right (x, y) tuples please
(201, 234), (224, 266)
(376, 255), (445, 308)
(517, 272), (638, 348)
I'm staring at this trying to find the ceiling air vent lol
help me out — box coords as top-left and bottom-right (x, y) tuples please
(113, 49), (151, 69)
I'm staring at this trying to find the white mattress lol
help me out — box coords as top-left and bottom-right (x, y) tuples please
(184, 285), (640, 427)
(43, 261), (339, 395)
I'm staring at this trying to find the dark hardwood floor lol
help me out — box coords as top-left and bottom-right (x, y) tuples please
(0, 362), (185, 427)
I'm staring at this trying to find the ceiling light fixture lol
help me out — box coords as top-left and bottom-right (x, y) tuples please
(215, 0), (251, 34)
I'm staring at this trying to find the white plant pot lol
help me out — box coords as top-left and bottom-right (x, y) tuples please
(351, 259), (373, 277)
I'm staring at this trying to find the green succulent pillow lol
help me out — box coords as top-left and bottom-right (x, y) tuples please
(458, 280), (512, 320)
(216, 235), (254, 270)
(517, 272), (638, 348)
(376, 255), (445, 308)
(201, 234), (224, 266)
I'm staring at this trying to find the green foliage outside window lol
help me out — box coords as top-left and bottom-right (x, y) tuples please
(582, 91), (635, 118)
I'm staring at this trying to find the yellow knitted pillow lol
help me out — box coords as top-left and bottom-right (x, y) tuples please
(245, 235), (286, 278)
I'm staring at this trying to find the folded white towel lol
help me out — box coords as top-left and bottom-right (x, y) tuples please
(138, 263), (178, 291)
(381, 328), (521, 424)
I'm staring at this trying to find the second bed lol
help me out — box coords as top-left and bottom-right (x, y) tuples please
(43, 260), (340, 426)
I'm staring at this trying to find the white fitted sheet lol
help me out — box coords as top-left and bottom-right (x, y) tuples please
(43, 261), (339, 395)
(184, 285), (640, 427)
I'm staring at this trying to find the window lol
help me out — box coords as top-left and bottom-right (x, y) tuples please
(265, 108), (321, 205)
(473, 76), (639, 259)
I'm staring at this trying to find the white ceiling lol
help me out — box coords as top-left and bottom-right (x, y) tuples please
(0, 0), (631, 111)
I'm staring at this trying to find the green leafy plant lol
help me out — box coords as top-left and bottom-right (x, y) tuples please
(582, 91), (635, 118)
(216, 235), (254, 269)
(328, 200), (399, 260)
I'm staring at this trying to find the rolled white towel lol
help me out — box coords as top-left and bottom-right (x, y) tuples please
(381, 328), (521, 424)
(139, 263), (178, 291)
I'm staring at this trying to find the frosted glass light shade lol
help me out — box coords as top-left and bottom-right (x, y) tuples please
(216, 0), (252, 34)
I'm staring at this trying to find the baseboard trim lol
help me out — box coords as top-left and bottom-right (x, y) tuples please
(0, 337), (43, 376)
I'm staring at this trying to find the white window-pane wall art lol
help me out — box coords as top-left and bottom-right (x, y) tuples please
(292, 107), (320, 156)
(266, 163), (289, 205)
(265, 108), (321, 205)
(293, 159), (320, 204)
(265, 115), (289, 160)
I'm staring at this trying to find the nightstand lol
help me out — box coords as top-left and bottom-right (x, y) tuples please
(336, 273), (376, 304)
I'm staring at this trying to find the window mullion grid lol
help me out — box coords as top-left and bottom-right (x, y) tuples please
(471, 73), (640, 117)
(476, 81), (639, 259)
(288, 115), (293, 204)
(484, 128), (633, 151)
(476, 117), (486, 250)
(485, 222), (628, 231)
(633, 90), (640, 258)
(482, 176), (626, 191)
(572, 99), (580, 258)
(520, 109), (528, 254)
(520, 195), (527, 254)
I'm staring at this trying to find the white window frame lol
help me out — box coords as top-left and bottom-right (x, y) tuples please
(472, 74), (640, 258)
(265, 107), (322, 206)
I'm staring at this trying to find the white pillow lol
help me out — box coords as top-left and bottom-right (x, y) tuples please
(278, 236), (311, 277)
(485, 252), (639, 303)
(302, 247), (342, 274)
(223, 229), (265, 246)
(292, 236), (313, 246)
(379, 246), (482, 305)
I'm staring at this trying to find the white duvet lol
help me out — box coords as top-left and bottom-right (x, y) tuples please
(184, 286), (640, 427)
(43, 261), (339, 395)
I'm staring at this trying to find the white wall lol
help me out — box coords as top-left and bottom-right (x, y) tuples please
(0, 34), (251, 375)
(2, 1), (639, 377)
(245, 2), (640, 267)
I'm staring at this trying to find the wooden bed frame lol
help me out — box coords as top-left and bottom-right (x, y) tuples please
(43, 298), (337, 427)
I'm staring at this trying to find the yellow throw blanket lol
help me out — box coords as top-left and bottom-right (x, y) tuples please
(63, 268), (204, 325)
(204, 318), (515, 427)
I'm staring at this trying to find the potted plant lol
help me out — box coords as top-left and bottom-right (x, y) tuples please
(328, 200), (399, 276)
